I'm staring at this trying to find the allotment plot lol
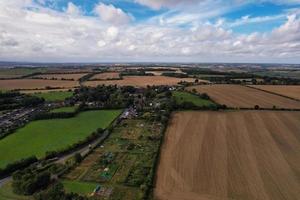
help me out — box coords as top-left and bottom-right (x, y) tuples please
(155, 111), (300, 200)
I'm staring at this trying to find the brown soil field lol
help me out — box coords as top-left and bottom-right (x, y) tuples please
(90, 72), (120, 80)
(0, 79), (79, 90)
(250, 85), (300, 100)
(20, 88), (73, 94)
(84, 76), (196, 87)
(32, 73), (87, 80)
(0, 74), (21, 79)
(155, 111), (300, 200)
(188, 84), (300, 109)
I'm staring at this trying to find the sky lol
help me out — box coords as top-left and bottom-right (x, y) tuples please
(0, 0), (300, 63)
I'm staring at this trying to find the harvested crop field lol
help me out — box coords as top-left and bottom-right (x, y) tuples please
(0, 79), (79, 90)
(84, 76), (195, 87)
(32, 73), (87, 80)
(188, 84), (300, 109)
(155, 111), (300, 200)
(90, 72), (120, 80)
(250, 85), (300, 100)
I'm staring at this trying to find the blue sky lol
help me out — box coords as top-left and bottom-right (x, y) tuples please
(35, 0), (300, 33)
(0, 0), (300, 63)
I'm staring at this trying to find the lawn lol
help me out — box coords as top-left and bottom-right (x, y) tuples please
(32, 91), (73, 101)
(0, 182), (32, 200)
(172, 91), (214, 106)
(0, 110), (122, 169)
(62, 180), (98, 195)
(50, 106), (77, 113)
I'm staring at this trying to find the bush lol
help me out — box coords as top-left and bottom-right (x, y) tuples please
(12, 170), (51, 195)
(0, 156), (38, 178)
(73, 153), (83, 163)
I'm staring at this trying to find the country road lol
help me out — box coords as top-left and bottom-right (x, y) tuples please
(0, 109), (124, 188)
(0, 131), (109, 188)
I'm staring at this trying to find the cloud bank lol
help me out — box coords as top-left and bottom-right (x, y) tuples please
(0, 0), (299, 63)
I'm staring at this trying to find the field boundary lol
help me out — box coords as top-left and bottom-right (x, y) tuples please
(145, 112), (171, 200)
(0, 109), (124, 178)
(245, 85), (300, 102)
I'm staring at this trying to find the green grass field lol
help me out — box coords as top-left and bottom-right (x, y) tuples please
(0, 182), (32, 200)
(50, 106), (77, 113)
(32, 91), (73, 101)
(0, 110), (122, 169)
(62, 180), (98, 195)
(172, 91), (214, 106)
(0, 68), (47, 78)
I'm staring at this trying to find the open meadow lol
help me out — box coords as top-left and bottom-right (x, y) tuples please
(31, 91), (73, 101)
(172, 91), (215, 107)
(0, 79), (79, 90)
(84, 76), (196, 87)
(249, 85), (300, 100)
(188, 84), (300, 109)
(155, 111), (300, 200)
(0, 110), (122, 168)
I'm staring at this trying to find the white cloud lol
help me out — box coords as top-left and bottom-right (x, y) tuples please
(0, 0), (299, 63)
(135, 0), (300, 10)
(65, 2), (82, 16)
(94, 3), (132, 25)
(135, 0), (202, 10)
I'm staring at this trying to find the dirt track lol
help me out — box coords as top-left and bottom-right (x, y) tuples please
(155, 111), (300, 200)
(188, 84), (300, 109)
(250, 85), (300, 100)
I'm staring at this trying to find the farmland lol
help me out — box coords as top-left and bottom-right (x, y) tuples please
(0, 182), (32, 200)
(0, 110), (122, 168)
(90, 72), (120, 80)
(32, 73), (87, 81)
(0, 68), (47, 79)
(188, 84), (300, 109)
(155, 111), (300, 200)
(50, 106), (77, 113)
(84, 76), (196, 87)
(0, 79), (79, 90)
(62, 180), (98, 196)
(31, 91), (73, 101)
(63, 118), (163, 199)
(249, 85), (300, 100)
(172, 91), (215, 107)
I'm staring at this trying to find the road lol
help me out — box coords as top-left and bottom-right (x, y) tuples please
(55, 129), (110, 164)
(0, 131), (109, 188)
(0, 110), (123, 188)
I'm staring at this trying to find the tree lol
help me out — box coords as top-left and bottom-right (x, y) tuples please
(74, 153), (83, 163)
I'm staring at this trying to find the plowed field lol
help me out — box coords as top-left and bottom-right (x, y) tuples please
(188, 84), (300, 109)
(84, 76), (195, 87)
(155, 111), (300, 200)
(0, 79), (79, 90)
(250, 85), (300, 100)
